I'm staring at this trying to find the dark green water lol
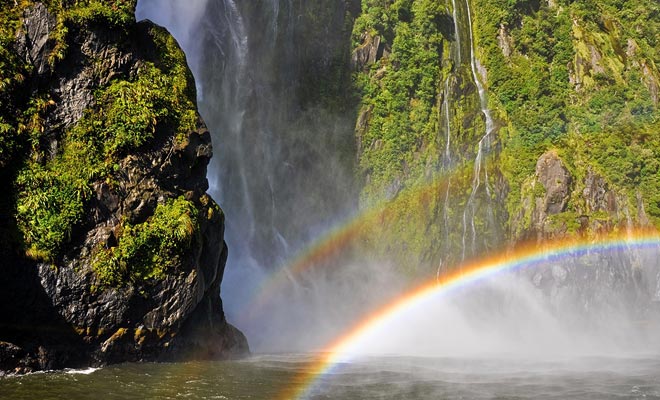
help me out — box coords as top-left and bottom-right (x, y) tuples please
(1, 354), (660, 399)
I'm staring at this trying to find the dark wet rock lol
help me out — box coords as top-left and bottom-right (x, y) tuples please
(0, 2), (247, 374)
(0, 342), (25, 373)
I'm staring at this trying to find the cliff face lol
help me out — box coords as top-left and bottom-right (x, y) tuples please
(0, 1), (247, 374)
(350, 0), (507, 271)
(480, 0), (660, 241)
(348, 0), (660, 272)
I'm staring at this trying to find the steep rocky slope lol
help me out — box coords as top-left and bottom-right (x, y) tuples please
(0, 1), (247, 374)
(350, 0), (660, 272)
(473, 0), (660, 240)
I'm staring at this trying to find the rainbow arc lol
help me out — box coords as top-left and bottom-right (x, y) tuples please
(276, 230), (660, 399)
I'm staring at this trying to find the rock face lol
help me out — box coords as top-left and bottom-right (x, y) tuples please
(512, 150), (652, 240)
(0, 2), (247, 374)
(535, 151), (571, 216)
(352, 33), (385, 71)
(520, 151), (573, 238)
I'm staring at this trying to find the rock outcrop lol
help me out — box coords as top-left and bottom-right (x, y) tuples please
(352, 33), (386, 71)
(512, 150), (653, 240)
(0, 2), (247, 374)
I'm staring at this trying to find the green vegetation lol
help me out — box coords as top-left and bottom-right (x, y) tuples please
(15, 53), (198, 261)
(352, 0), (508, 270)
(1, 0), (201, 274)
(0, 2), (31, 169)
(88, 57), (197, 158)
(472, 0), (660, 229)
(353, 0), (446, 202)
(352, 0), (660, 268)
(349, 0), (451, 271)
(52, 0), (136, 25)
(93, 197), (199, 287)
(1, 1), (140, 166)
(47, 0), (137, 65)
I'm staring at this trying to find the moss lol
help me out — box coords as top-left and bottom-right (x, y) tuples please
(93, 197), (199, 287)
(201, 195), (222, 221)
(88, 60), (196, 158)
(107, 327), (128, 342)
(12, 10), (200, 261)
(134, 326), (147, 345)
(547, 211), (581, 234)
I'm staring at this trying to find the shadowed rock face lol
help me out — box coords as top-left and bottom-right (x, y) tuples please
(0, 3), (247, 374)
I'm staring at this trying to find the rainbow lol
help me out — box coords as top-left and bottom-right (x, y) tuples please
(242, 174), (454, 318)
(277, 230), (660, 399)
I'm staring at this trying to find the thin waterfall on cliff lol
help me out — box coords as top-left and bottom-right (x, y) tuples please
(451, 0), (496, 260)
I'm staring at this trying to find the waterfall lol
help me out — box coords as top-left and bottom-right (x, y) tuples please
(137, 0), (359, 351)
(440, 77), (453, 261)
(451, 0), (462, 65)
(196, 0), (307, 338)
(465, 0), (495, 182)
(442, 78), (452, 168)
(450, 0), (495, 260)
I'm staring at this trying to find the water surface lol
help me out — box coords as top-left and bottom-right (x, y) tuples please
(2, 354), (660, 399)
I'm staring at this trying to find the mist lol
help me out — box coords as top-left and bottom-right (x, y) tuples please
(346, 273), (660, 359)
(136, 0), (364, 352)
(135, 0), (660, 359)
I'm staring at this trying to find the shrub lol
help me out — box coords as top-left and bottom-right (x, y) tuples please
(93, 197), (199, 286)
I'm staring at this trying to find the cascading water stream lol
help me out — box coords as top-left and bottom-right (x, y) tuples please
(440, 77), (453, 265)
(138, 0), (363, 351)
(457, 0), (495, 260)
(442, 79), (452, 168)
(213, 0), (254, 241)
(451, 0), (462, 65)
(465, 0), (495, 188)
(197, 0), (308, 333)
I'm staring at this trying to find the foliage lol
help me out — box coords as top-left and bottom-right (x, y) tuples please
(353, 0), (446, 202)
(15, 51), (197, 259)
(577, 122), (660, 225)
(472, 0), (660, 227)
(88, 59), (197, 158)
(0, 2), (31, 168)
(93, 197), (199, 286)
(352, 0), (660, 270)
(43, 0), (138, 66)
(5, 1), (200, 261)
(15, 133), (100, 260)
(55, 0), (136, 26)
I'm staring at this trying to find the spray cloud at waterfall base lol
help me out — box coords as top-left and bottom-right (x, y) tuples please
(281, 234), (660, 399)
(136, 0), (660, 361)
